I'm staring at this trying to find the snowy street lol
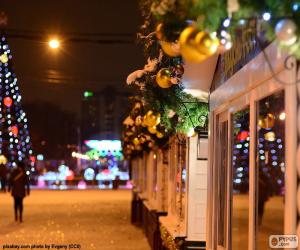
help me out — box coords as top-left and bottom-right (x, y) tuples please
(0, 190), (151, 250)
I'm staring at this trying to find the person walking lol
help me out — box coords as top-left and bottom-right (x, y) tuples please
(8, 162), (30, 222)
(0, 163), (7, 192)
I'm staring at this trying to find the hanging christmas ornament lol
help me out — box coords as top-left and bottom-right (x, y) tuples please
(264, 131), (276, 142)
(175, 64), (184, 75)
(259, 113), (275, 129)
(156, 68), (172, 88)
(148, 126), (157, 134)
(156, 131), (164, 139)
(0, 53), (8, 64)
(135, 116), (143, 126)
(195, 32), (219, 56)
(4, 96), (13, 107)
(133, 137), (140, 146)
(148, 141), (154, 148)
(10, 125), (18, 136)
(179, 26), (207, 63)
(275, 19), (297, 45)
(160, 41), (181, 57)
(146, 114), (157, 127)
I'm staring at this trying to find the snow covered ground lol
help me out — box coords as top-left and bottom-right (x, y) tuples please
(0, 190), (151, 250)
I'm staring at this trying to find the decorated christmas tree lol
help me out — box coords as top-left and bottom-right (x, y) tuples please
(0, 34), (33, 168)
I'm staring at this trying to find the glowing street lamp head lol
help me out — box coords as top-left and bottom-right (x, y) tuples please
(49, 39), (60, 49)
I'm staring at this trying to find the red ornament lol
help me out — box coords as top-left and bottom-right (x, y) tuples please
(4, 96), (13, 107)
(10, 125), (18, 136)
(237, 130), (249, 142)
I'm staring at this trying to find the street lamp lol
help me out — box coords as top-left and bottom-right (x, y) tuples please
(48, 39), (60, 49)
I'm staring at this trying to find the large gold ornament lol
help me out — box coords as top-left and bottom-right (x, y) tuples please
(156, 68), (172, 88)
(179, 26), (207, 63)
(160, 41), (181, 57)
(259, 113), (275, 129)
(195, 31), (219, 56)
(179, 26), (219, 63)
(145, 113), (160, 127)
(0, 54), (8, 64)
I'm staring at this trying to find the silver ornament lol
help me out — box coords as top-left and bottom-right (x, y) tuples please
(275, 19), (297, 45)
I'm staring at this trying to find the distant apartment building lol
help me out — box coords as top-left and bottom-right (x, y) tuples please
(81, 86), (130, 141)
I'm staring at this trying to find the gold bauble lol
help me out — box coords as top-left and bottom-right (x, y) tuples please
(148, 126), (157, 134)
(156, 68), (172, 88)
(135, 116), (142, 126)
(145, 114), (157, 127)
(175, 64), (184, 75)
(264, 131), (276, 142)
(0, 54), (8, 64)
(133, 137), (140, 146)
(156, 131), (164, 139)
(195, 31), (219, 56)
(160, 41), (181, 57)
(179, 26), (207, 63)
(259, 113), (275, 129)
(156, 23), (164, 40)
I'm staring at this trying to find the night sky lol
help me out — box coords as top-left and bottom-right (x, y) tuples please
(1, 0), (144, 115)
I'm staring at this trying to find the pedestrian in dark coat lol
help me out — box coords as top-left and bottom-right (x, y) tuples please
(0, 163), (7, 192)
(8, 162), (30, 222)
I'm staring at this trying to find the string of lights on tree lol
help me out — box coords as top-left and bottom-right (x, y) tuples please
(0, 34), (33, 168)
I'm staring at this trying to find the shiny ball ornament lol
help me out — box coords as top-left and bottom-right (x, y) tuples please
(264, 131), (276, 142)
(135, 116), (142, 126)
(259, 113), (275, 129)
(10, 126), (18, 136)
(175, 64), (184, 75)
(4, 97), (13, 107)
(148, 126), (157, 134)
(133, 137), (140, 146)
(275, 19), (297, 45)
(156, 23), (165, 40)
(160, 41), (181, 57)
(195, 31), (219, 56)
(145, 114), (157, 127)
(148, 141), (154, 148)
(156, 131), (164, 139)
(0, 53), (8, 64)
(179, 26), (207, 63)
(156, 68), (173, 88)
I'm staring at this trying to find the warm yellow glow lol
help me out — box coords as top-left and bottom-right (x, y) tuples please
(279, 112), (286, 120)
(49, 39), (60, 49)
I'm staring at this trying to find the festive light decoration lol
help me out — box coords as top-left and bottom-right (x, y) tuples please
(275, 19), (297, 46)
(0, 53), (8, 63)
(0, 35), (33, 167)
(4, 96), (13, 107)
(156, 68), (173, 88)
(259, 113), (275, 129)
